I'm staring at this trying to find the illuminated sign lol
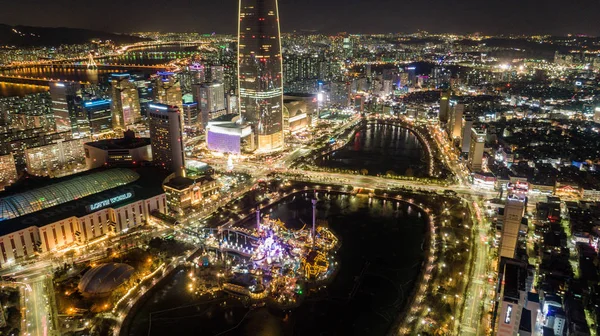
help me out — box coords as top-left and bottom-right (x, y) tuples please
(84, 99), (111, 108)
(149, 104), (168, 111)
(504, 304), (513, 324)
(86, 192), (134, 212)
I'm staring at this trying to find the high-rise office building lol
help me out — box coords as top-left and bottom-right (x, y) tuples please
(468, 126), (486, 172)
(110, 74), (141, 130)
(182, 102), (201, 129)
(155, 72), (183, 112)
(439, 89), (451, 123)
(155, 72), (184, 127)
(192, 82), (226, 115)
(50, 82), (89, 138)
(238, 0), (284, 151)
(134, 79), (153, 117)
(189, 63), (206, 84)
(499, 194), (526, 259)
(148, 103), (185, 177)
(461, 115), (474, 154)
(83, 99), (112, 136)
(447, 103), (464, 139)
(209, 65), (225, 83)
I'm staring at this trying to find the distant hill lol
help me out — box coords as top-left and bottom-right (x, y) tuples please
(0, 24), (149, 47)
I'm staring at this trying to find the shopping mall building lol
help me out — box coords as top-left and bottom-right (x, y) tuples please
(0, 167), (169, 266)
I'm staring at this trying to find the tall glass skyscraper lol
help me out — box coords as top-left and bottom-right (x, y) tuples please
(50, 82), (89, 138)
(238, 0), (284, 152)
(110, 74), (141, 131)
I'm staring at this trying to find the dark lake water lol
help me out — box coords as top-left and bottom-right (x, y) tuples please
(317, 123), (426, 177)
(125, 192), (427, 336)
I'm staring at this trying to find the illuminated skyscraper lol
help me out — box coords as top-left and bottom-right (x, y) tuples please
(209, 65), (225, 83)
(468, 126), (486, 172)
(461, 114), (474, 154)
(110, 74), (141, 130)
(155, 72), (183, 112)
(192, 82), (226, 115)
(83, 99), (112, 136)
(155, 72), (184, 127)
(499, 194), (526, 259)
(439, 89), (451, 123)
(148, 103), (186, 177)
(50, 82), (89, 138)
(447, 102), (464, 139)
(238, 0), (284, 151)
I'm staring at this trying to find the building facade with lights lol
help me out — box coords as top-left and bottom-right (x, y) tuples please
(192, 82), (226, 115)
(83, 99), (112, 136)
(24, 138), (89, 176)
(468, 126), (486, 172)
(154, 72), (183, 114)
(238, 0), (284, 152)
(148, 103), (186, 177)
(499, 194), (526, 259)
(110, 74), (141, 130)
(206, 118), (254, 154)
(0, 168), (168, 267)
(0, 153), (17, 190)
(50, 82), (89, 138)
(163, 175), (219, 214)
(84, 131), (152, 169)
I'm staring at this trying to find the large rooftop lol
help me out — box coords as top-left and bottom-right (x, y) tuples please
(0, 167), (169, 236)
(0, 168), (139, 221)
(85, 136), (151, 151)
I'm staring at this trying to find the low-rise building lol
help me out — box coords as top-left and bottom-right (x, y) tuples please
(84, 131), (152, 169)
(163, 175), (219, 215)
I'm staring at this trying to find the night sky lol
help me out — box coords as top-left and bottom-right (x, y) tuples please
(1, 0), (599, 35)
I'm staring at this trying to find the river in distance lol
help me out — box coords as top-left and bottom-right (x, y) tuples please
(125, 191), (427, 336)
(0, 45), (198, 97)
(317, 122), (426, 177)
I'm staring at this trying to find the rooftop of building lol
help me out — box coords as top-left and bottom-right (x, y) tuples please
(502, 259), (528, 302)
(85, 132), (151, 151)
(163, 175), (216, 191)
(527, 291), (540, 303)
(519, 307), (532, 333)
(0, 166), (168, 236)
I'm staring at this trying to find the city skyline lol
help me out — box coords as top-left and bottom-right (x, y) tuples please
(0, 0), (599, 334)
(1, 0), (600, 36)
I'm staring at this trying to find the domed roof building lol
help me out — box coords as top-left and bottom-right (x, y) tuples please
(78, 263), (134, 297)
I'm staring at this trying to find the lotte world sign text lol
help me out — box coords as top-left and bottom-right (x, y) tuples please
(86, 192), (134, 212)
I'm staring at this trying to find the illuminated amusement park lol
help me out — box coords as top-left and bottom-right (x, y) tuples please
(194, 199), (340, 308)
